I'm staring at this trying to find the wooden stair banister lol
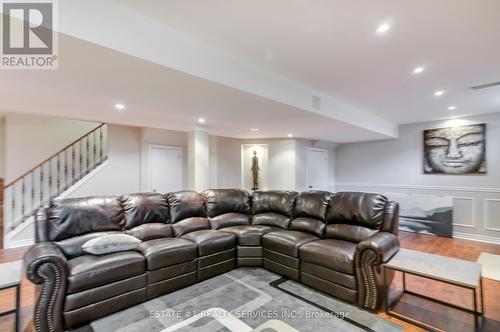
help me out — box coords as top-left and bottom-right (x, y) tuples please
(2, 124), (108, 236)
(4, 123), (105, 188)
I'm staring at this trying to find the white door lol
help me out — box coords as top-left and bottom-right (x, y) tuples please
(306, 148), (328, 191)
(150, 146), (182, 193)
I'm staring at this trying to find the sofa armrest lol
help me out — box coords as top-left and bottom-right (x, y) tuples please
(355, 232), (399, 310)
(24, 242), (68, 332)
(357, 232), (399, 264)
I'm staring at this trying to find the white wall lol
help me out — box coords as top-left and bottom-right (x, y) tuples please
(212, 136), (336, 191)
(70, 125), (192, 197)
(3, 113), (98, 183)
(68, 124), (142, 197)
(336, 112), (500, 243)
(214, 136), (296, 190)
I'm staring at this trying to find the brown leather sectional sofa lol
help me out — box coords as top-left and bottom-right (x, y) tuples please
(24, 189), (400, 332)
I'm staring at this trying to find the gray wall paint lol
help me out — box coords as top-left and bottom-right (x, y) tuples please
(336, 112), (500, 243)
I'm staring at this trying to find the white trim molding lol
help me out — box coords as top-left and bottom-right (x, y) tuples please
(453, 232), (500, 245)
(336, 182), (500, 194)
(5, 238), (34, 249)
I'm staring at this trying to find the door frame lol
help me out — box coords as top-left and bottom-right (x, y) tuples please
(306, 147), (328, 191)
(147, 144), (183, 192)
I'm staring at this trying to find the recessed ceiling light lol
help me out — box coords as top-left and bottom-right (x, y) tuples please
(287, 133), (293, 138)
(448, 106), (457, 110)
(434, 90), (445, 97)
(250, 128), (259, 132)
(376, 23), (391, 34)
(413, 66), (424, 74)
(198, 118), (205, 123)
(114, 103), (126, 111)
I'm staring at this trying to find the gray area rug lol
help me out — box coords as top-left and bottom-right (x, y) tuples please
(75, 268), (403, 332)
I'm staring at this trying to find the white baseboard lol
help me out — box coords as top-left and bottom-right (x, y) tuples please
(453, 231), (500, 245)
(6, 238), (34, 249)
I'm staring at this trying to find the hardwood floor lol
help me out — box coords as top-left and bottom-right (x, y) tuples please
(1, 232), (499, 332)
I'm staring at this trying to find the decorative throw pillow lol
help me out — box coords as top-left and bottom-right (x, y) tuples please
(82, 234), (141, 255)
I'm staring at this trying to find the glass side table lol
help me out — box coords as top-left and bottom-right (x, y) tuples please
(0, 260), (22, 332)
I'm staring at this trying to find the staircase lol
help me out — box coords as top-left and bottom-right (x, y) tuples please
(2, 124), (108, 246)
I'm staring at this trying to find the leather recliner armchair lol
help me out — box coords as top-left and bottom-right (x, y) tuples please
(24, 189), (399, 332)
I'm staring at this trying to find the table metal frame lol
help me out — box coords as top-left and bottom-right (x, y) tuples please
(0, 282), (21, 332)
(383, 266), (484, 332)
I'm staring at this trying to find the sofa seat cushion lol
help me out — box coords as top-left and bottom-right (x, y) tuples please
(67, 251), (145, 293)
(181, 230), (236, 256)
(137, 238), (197, 270)
(219, 225), (280, 246)
(55, 231), (122, 259)
(125, 223), (173, 242)
(252, 213), (290, 229)
(299, 239), (356, 275)
(262, 230), (320, 257)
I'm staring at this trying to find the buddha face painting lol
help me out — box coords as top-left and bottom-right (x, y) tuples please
(424, 123), (486, 174)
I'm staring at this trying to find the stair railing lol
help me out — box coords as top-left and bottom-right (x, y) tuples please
(3, 124), (108, 232)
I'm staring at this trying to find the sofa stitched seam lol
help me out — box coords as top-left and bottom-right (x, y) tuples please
(360, 249), (378, 309)
(36, 262), (60, 332)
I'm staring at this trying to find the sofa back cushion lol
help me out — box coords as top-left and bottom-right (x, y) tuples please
(167, 191), (210, 236)
(251, 190), (297, 216)
(251, 191), (297, 229)
(167, 191), (207, 222)
(326, 192), (388, 229)
(47, 196), (124, 241)
(325, 192), (388, 242)
(203, 189), (251, 217)
(293, 191), (331, 220)
(289, 191), (331, 237)
(203, 189), (251, 229)
(120, 193), (170, 229)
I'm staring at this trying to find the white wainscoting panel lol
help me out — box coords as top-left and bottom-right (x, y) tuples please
(453, 197), (476, 228)
(485, 199), (500, 232)
(336, 183), (500, 244)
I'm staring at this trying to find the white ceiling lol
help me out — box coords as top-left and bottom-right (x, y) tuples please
(0, 34), (387, 143)
(115, 0), (500, 124)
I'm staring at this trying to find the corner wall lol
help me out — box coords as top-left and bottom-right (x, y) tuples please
(335, 112), (500, 243)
